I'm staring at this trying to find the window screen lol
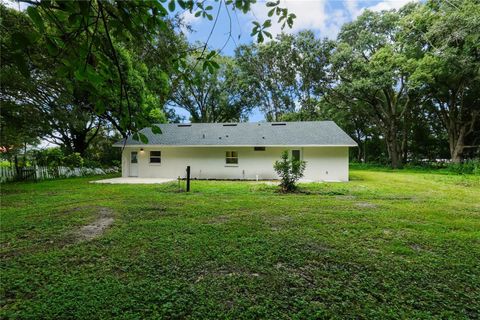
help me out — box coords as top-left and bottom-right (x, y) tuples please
(150, 151), (161, 163)
(226, 151), (238, 164)
(292, 150), (301, 161)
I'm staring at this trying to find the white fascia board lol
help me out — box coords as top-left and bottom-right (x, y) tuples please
(113, 144), (358, 148)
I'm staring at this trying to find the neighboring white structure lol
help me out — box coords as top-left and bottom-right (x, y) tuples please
(114, 121), (357, 182)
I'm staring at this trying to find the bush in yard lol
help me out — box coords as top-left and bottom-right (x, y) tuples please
(274, 150), (306, 192)
(63, 153), (84, 169)
(34, 148), (64, 167)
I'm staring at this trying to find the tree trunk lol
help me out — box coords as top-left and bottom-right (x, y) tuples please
(72, 135), (89, 156)
(450, 128), (466, 163)
(401, 114), (409, 163)
(363, 135), (368, 163)
(388, 145), (403, 169)
(434, 92), (476, 164)
(385, 130), (403, 169)
(23, 142), (27, 167)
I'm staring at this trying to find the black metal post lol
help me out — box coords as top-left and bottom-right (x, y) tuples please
(186, 166), (191, 192)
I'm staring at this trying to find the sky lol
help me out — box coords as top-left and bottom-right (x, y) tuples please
(177, 0), (415, 121)
(181, 0), (415, 56)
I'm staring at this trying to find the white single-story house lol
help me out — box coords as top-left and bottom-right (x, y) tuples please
(113, 121), (357, 182)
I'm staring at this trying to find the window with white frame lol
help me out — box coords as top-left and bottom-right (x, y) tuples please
(149, 151), (161, 163)
(225, 151), (238, 164)
(292, 150), (301, 162)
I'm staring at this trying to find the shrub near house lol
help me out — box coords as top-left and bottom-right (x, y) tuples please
(274, 150), (306, 192)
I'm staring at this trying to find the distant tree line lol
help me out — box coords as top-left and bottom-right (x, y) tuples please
(172, 0), (479, 168)
(1, 0), (478, 170)
(229, 0), (479, 168)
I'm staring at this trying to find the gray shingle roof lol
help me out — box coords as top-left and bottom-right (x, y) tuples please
(113, 121), (357, 147)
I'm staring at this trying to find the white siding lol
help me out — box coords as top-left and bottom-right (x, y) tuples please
(121, 146), (350, 181)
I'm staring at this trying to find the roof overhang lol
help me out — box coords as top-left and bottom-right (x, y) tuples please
(113, 144), (358, 148)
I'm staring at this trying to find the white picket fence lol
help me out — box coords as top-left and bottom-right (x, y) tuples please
(0, 166), (118, 183)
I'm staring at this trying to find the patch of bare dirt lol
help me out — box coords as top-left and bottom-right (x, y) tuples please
(204, 215), (231, 224)
(355, 202), (377, 209)
(75, 207), (114, 241)
(273, 262), (316, 287)
(410, 243), (432, 253)
(194, 269), (260, 283)
(260, 181), (278, 186)
(335, 195), (357, 200)
(264, 215), (293, 231)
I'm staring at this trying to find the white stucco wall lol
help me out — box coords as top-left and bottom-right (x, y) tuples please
(121, 146), (350, 181)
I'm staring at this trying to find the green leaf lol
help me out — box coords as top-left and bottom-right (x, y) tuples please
(266, 1), (279, 7)
(12, 53), (29, 78)
(168, 0), (175, 12)
(268, 8), (275, 17)
(138, 132), (149, 144)
(85, 67), (103, 86)
(95, 100), (106, 114)
(177, 0), (185, 9)
(12, 32), (32, 49)
(257, 31), (264, 43)
(74, 69), (87, 81)
(26, 6), (45, 32)
(45, 37), (59, 55)
(78, 1), (90, 17)
(206, 50), (216, 58)
(151, 126), (162, 134)
(68, 13), (82, 27)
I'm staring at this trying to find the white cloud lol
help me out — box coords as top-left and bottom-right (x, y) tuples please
(179, 10), (203, 34)
(367, 0), (417, 12)
(344, 1), (363, 19)
(181, 10), (202, 26)
(248, 0), (343, 39)
(247, 0), (416, 40)
(1, 0), (29, 11)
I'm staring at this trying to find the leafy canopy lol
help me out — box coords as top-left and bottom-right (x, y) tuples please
(13, 0), (296, 139)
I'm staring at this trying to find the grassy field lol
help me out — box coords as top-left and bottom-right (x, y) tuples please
(1, 170), (479, 319)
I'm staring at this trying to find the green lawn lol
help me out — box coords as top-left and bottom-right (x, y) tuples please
(1, 170), (479, 319)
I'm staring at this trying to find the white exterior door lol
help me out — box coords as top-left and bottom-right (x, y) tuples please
(129, 151), (138, 177)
